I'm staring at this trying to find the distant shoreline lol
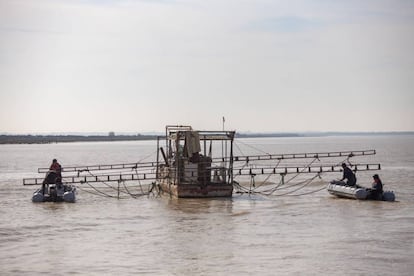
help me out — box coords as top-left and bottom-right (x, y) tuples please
(0, 134), (158, 144)
(1, 131), (413, 144)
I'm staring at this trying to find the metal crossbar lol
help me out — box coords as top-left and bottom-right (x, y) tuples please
(37, 161), (158, 173)
(36, 150), (376, 173)
(23, 172), (157, 186)
(231, 150), (375, 162)
(233, 163), (381, 176)
(23, 163), (380, 185)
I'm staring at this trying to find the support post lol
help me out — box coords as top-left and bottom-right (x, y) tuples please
(156, 137), (160, 181)
(118, 180), (120, 200)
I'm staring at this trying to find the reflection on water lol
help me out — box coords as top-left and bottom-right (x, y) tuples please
(0, 137), (414, 275)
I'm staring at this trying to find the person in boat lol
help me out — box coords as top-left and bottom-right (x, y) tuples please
(50, 159), (61, 173)
(340, 163), (356, 186)
(368, 174), (383, 200)
(42, 159), (62, 195)
(49, 159), (62, 182)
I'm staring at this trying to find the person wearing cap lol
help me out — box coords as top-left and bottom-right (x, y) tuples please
(340, 163), (357, 186)
(369, 174), (384, 200)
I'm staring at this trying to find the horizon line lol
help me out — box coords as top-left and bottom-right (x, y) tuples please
(1, 130), (414, 136)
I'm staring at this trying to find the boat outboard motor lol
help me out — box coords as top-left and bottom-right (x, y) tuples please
(49, 186), (57, 201)
(56, 183), (65, 197)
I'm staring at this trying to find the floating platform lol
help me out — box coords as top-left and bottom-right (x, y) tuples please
(159, 182), (233, 198)
(156, 125), (235, 198)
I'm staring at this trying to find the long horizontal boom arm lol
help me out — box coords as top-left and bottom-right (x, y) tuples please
(24, 162), (380, 185)
(234, 163), (381, 176)
(231, 149), (375, 162)
(24, 171), (157, 186)
(36, 150), (376, 173)
(37, 161), (158, 173)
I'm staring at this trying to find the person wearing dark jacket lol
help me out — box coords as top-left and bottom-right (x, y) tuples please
(340, 163), (356, 186)
(369, 174), (384, 200)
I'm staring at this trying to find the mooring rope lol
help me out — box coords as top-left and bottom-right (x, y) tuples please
(84, 170), (131, 195)
(77, 181), (130, 198)
(254, 159), (281, 187)
(253, 157), (319, 195)
(234, 139), (272, 156)
(233, 152), (357, 197)
(73, 144), (359, 199)
(121, 180), (148, 198)
(269, 173), (321, 196)
(286, 185), (327, 196)
(233, 141), (282, 191)
(133, 168), (145, 195)
(262, 154), (357, 197)
(77, 179), (151, 199)
(77, 167), (152, 199)
(133, 149), (158, 168)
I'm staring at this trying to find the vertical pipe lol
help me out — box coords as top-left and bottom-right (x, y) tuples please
(230, 137), (234, 184)
(222, 117), (225, 158)
(156, 137), (160, 181)
(225, 138), (228, 168)
(175, 133), (180, 186)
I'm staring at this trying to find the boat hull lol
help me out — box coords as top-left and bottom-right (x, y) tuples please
(32, 184), (76, 203)
(159, 182), (233, 198)
(327, 183), (395, 201)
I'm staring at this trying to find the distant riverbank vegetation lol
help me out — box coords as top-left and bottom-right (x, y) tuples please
(0, 134), (158, 144)
(0, 131), (412, 144)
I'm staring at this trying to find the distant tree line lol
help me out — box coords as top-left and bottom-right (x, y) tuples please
(235, 133), (302, 138)
(0, 133), (301, 144)
(1, 131), (412, 144)
(0, 134), (159, 144)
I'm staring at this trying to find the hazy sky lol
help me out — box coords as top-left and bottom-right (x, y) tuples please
(1, 0), (413, 133)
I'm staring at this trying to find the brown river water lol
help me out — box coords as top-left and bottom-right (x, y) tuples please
(1, 135), (413, 275)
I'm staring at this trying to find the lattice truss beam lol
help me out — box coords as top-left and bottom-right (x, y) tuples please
(23, 150), (380, 186)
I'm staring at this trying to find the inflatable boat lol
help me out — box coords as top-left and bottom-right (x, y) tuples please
(32, 171), (76, 203)
(327, 181), (395, 202)
(32, 183), (76, 203)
